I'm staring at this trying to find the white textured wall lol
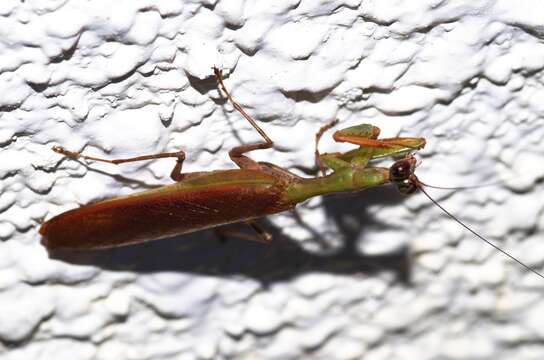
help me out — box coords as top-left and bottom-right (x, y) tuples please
(2, 1), (544, 359)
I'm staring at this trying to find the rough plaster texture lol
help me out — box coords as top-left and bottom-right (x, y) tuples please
(1, 0), (544, 359)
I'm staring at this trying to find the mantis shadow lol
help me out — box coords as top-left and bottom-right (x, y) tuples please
(47, 185), (412, 285)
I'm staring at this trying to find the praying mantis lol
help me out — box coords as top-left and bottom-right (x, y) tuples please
(40, 67), (544, 280)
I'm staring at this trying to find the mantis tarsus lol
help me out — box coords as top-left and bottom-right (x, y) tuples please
(40, 67), (544, 281)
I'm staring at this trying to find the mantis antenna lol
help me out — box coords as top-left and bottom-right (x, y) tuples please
(389, 155), (544, 281)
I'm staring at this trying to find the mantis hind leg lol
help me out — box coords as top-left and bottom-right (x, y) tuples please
(214, 220), (272, 244)
(51, 145), (188, 181)
(213, 66), (274, 170)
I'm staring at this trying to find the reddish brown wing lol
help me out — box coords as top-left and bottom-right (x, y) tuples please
(40, 170), (291, 249)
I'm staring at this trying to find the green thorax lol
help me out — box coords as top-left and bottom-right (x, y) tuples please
(285, 167), (390, 204)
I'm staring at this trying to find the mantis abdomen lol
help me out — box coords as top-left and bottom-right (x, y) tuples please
(40, 169), (291, 249)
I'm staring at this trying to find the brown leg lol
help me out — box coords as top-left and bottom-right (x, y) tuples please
(245, 220), (272, 243)
(332, 135), (396, 148)
(52, 145), (186, 182)
(315, 118), (339, 175)
(228, 142), (273, 170)
(213, 221), (272, 244)
(332, 135), (423, 150)
(213, 66), (274, 169)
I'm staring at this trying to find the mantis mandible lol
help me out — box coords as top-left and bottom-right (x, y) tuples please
(40, 67), (544, 280)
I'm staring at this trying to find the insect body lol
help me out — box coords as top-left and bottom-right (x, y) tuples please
(39, 68), (544, 282)
(40, 68), (425, 250)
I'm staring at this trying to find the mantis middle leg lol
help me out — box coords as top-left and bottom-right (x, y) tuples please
(213, 67), (274, 171)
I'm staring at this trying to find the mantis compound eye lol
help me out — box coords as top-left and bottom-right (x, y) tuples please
(390, 158), (418, 194)
(396, 179), (418, 194)
(389, 159), (412, 182)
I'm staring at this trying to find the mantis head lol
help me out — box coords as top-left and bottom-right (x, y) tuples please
(389, 155), (419, 194)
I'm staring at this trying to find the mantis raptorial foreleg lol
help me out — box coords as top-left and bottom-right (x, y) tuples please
(315, 121), (427, 175)
(315, 118), (343, 174)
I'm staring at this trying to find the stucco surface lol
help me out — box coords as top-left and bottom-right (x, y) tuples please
(1, 1), (544, 359)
